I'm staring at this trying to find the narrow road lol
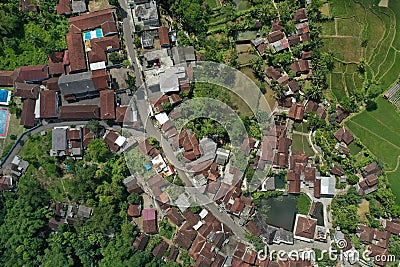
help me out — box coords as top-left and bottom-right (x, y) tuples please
(118, 0), (144, 88)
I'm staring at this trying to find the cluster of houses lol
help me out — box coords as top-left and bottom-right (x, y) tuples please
(0, 8), (138, 128)
(0, 155), (29, 191)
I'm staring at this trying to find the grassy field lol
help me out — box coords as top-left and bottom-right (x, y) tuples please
(346, 97), (400, 203)
(292, 133), (314, 157)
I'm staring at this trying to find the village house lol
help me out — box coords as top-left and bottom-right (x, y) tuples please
(103, 130), (126, 153)
(50, 127), (83, 158)
(9, 155), (29, 177)
(0, 176), (13, 191)
(293, 214), (317, 242)
(142, 209), (158, 234)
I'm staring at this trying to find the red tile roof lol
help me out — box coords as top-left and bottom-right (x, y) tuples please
(88, 35), (120, 64)
(158, 26), (170, 47)
(127, 203), (141, 217)
(0, 71), (14, 86)
(99, 90), (115, 120)
(56, 0), (71, 14)
(45, 77), (60, 91)
(58, 105), (99, 120)
(104, 130), (120, 152)
(20, 98), (36, 127)
(101, 20), (118, 36)
(268, 31), (284, 43)
(295, 216), (316, 240)
(314, 178), (321, 198)
(92, 69), (109, 89)
(115, 106), (127, 123)
(14, 82), (39, 99)
(66, 32), (87, 73)
(14, 65), (48, 82)
(68, 8), (115, 32)
(40, 90), (58, 119)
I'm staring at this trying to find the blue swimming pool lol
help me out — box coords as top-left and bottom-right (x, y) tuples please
(0, 108), (10, 137)
(0, 90), (9, 103)
(83, 29), (103, 40)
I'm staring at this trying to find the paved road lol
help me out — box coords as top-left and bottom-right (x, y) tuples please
(118, 0), (144, 88)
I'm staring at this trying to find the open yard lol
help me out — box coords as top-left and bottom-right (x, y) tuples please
(345, 97), (400, 203)
(292, 133), (314, 157)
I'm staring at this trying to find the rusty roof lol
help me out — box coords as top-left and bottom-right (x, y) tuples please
(40, 90), (58, 119)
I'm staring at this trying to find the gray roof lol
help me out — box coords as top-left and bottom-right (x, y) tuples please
(58, 72), (96, 96)
(77, 205), (93, 218)
(171, 46), (195, 65)
(159, 66), (186, 93)
(72, 0), (87, 13)
(52, 128), (67, 151)
(319, 176), (335, 196)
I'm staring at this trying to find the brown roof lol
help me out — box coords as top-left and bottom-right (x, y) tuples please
(104, 131), (120, 152)
(143, 218), (158, 234)
(158, 26), (170, 47)
(99, 90), (115, 120)
(301, 32), (311, 42)
(302, 51), (312, 59)
(169, 93), (181, 104)
(288, 35), (301, 45)
(40, 90), (58, 119)
(92, 69), (109, 89)
(14, 82), (39, 99)
(88, 35), (120, 64)
(175, 223), (197, 250)
(0, 71), (14, 86)
(56, 0), (71, 14)
(127, 203), (141, 217)
(305, 166), (316, 182)
(152, 240), (168, 259)
(189, 235), (206, 260)
(101, 20), (118, 36)
(288, 179), (300, 194)
(330, 164), (345, 176)
(0, 177), (12, 190)
(66, 32), (87, 73)
(363, 162), (382, 177)
(334, 127), (354, 145)
(167, 246), (179, 261)
(45, 77), (60, 91)
(20, 98), (36, 127)
(305, 100), (318, 113)
(336, 105), (349, 123)
(288, 80), (300, 92)
(294, 8), (307, 21)
(288, 103), (304, 121)
(266, 67), (281, 80)
(14, 65), (48, 82)
(48, 52), (64, 75)
(271, 20), (284, 31)
(316, 105), (327, 119)
(314, 178), (321, 198)
(133, 233), (149, 251)
(69, 9), (115, 32)
(385, 220), (400, 235)
(246, 220), (261, 236)
(295, 216), (316, 240)
(167, 207), (184, 226)
(115, 106), (127, 123)
(365, 174), (378, 187)
(268, 31), (284, 43)
(58, 105), (99, 120)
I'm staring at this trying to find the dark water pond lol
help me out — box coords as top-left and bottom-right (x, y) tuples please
(312, 202), (324, 226)
(258, 195), (298, 231)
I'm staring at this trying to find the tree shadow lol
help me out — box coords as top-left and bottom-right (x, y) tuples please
(366, 100), (377, 111)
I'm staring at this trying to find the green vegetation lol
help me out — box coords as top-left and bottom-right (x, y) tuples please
(291, 133), (314, 157)
(296, 193), (311, 215)
(0, 0), (68, 70)
(331, 187), (361, 233)
(159, 219), (175, 239)
(87, 139), (112, 163)
(346, 97), (400, 203)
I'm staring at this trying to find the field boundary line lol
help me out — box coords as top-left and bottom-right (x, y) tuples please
(346, 120), (400, 150)
(361, 109), (400, 138)
(386, 156), (400, 173)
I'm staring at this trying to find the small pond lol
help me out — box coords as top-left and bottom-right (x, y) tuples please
(258, 194), (299, 231)
(312, 202), (324, 226)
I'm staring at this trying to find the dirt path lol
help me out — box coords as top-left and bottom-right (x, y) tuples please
(386, 156), (400, 173)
